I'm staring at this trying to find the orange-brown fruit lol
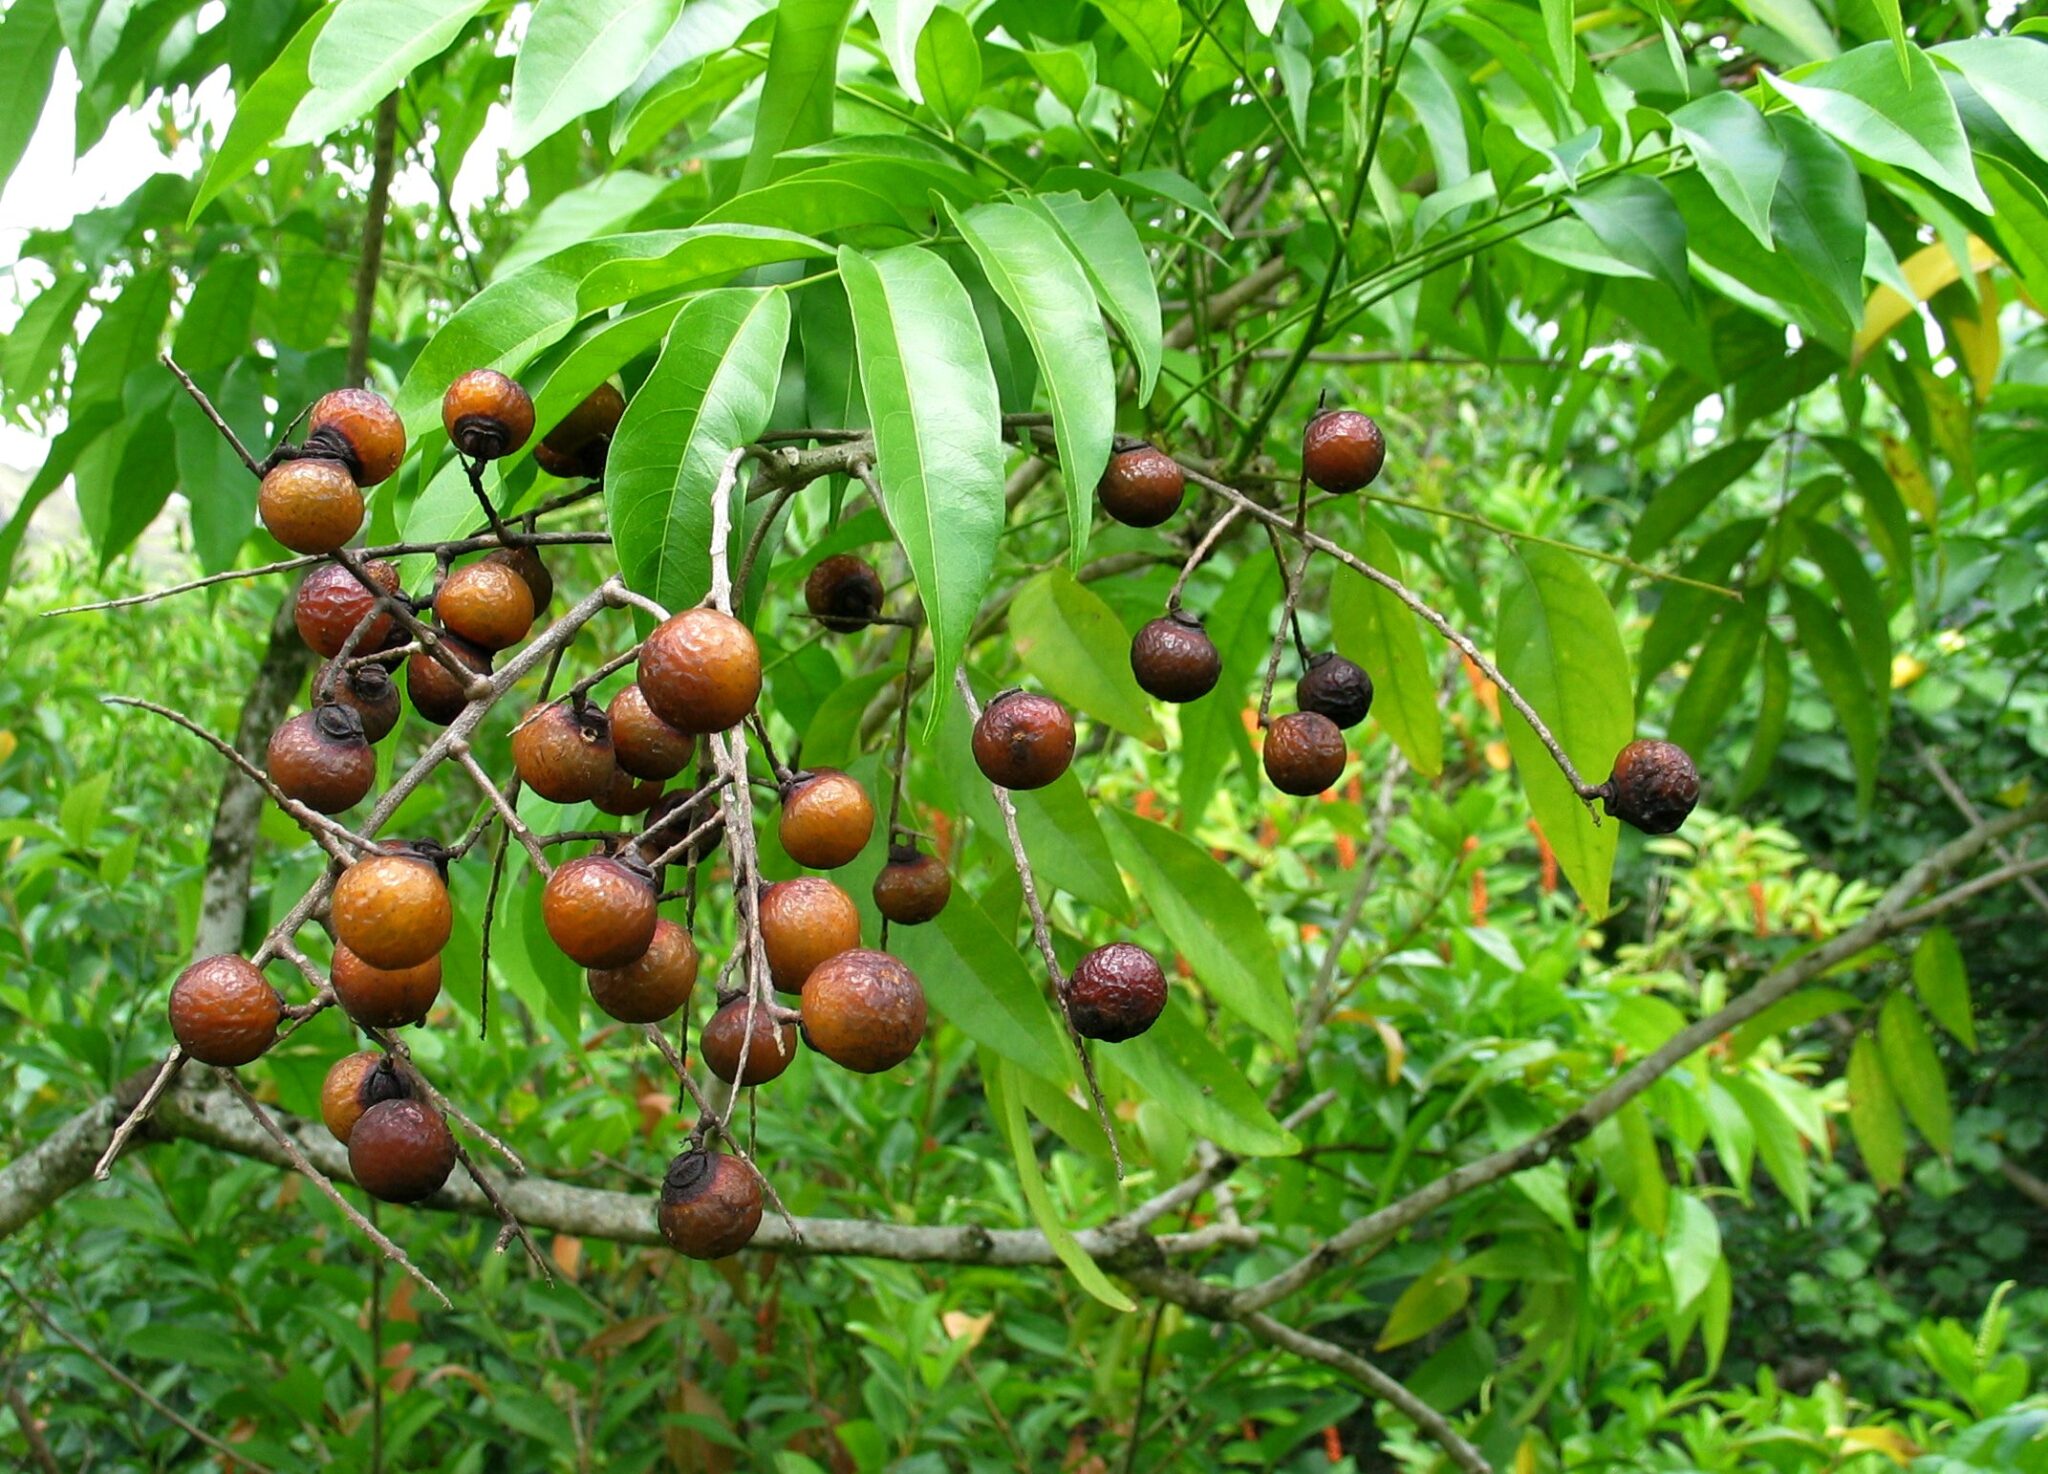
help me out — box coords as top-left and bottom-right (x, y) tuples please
(1263, 711), (1347, 797)
(294, 559), (402, 658)
(971, 689), (1075, 791)
(331, 850), (453, 971)
(442, 368), (534, 459)
(607, 683), (692, 781)
(168, 955), (282, 1067)
(871, 845), (951, 927)
(1302, 408), (1386, 493)
(543, 854), (658, 969)
(658, 1150), (761, 1259)
(331, 944), (443, 1029)
(586, 917), (697, 1023)
(434, 559), (534, 652)
(319, 661), (401, 743)
(800, 948), (926, 1074)
(699, 997), (800, 1085)
(1097, 444), (1185, 527)
(1065, 942), (1167, 1043)
(777, 768), (875, 870)
(348, 1098), (456, 1204)
(319, 1051), (412, 1145)
(637, 608), (761, 736)
(266, 704), (376, 813)
(758, 876), (862, 993)
(307, 388), (407, 487)
(259, 459), (362, 555)
(803, 554), (885, 632)
(1296, 652), (1373, 730)
(405, 632), (492, 726)
(533, 382), (625, 479)
(592, 765), (662, 817)
(1130, 610), (1222, 704)
(1602, 739), (1700, 835)
(483, 544), (554, 611)
(510, 701), (615, 804)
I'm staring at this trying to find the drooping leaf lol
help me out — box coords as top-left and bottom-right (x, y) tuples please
(1731, 630), (1791, 803)
(1376, 1260), (1472, 1351)
(1591, 1100), (1668, 1234)
(508, 0), (682, 156)
(1728, 985), (1864, 1059)
(1088, 0), (1179, 73)
(1766, 43), (1990, 210)
(913, 6), (980, 128)
(1847, 1032), (1907, 1190)
(286, 0), (491, 146)
(1800, 521), (1891, 706)
(1668, 603), (1764, 756)
(1784, 582), (1879, 813)
(492, 173), (669, 282)
(1662, 1193), (1723, 1312)
(1010, 571), (1163, 746)
(892, 894), (1076, 1088)
(741, 0), (857, 190)
(1539, 0), (1577, 88)
(1670, 92), (1783, 251)
(1911, 926), (1976, 1052)
(1629, 438), (1772, 561)
(1726, 1073), (1812, 1221)
(189, 4), (331, 224)
(1024, 191), (1164, 400)
(1878, 992), (1953, 1156)
(870, 0), (942, 102)
(1768, 115), (1869, 331)
(1933, 38), (2048, 164)
(0, 0), (64, 191)
(1567, 176), (1692, 306)
(1179, 555), (1277, 825)
(1106, 997), (1298, 1157)
(1329, 511), (1444, 777)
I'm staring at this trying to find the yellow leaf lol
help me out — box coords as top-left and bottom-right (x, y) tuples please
(1853, 236), (1999, 366)
(1484, 739), (1511, 772)
(1946, 272), (2002, 404)
(942, 1311), (993, 1348)
(1889, 654), (1927, 690)
(1878, 432), (1938, 525)
(1832, 1424), (1921, 1465)
(1515, 1432), (1545, 1474)
(1368, 1015), (1407, 1086)
(0, 730), (15, 766)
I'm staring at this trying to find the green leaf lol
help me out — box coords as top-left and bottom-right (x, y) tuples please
(508, 0), (682, 156)
(892, 895), (1076, 1088)
(1376, 1260), (1471, 1351)
(1628, 438), (1772, 561)
(1735, 0), (1839, 62)
(491, 173), (669, 282)
(1662, 1193), (1722, 1312)
(606, 288), (790, 613)
(520, 298), (689, 471)
(913, 6), (980, 128)
(1934, 39), (2048, 164)
(1767, 115), (1868, 331)
(0, 271), (88, 403)
(59, 772), (111, 850)
(1728, 985), (1864, 1060)
(1496, 546), (1633, 918)
(0, 0), (63, 191)
(1540, 0), (1576, 88)
(1784, 582), (1879, 814)
(1088, 0), (1179, 73)
(1567, 175), (1691, 306)
(1329, 512), (1443, 778)
(1101, 811), (1292, 1048)
(1107, 997), (1298, 1157)
(1731, 630), (1791, 803)
(742, 0), (857, 191)
(189, 4), (330, 224)
(173, 254), (263, 377)
(1847, 1032), (1907, 1190)
(1037, 165), (1233, 238)
(1800, 521), (1891, 708)
(1699, 1255), (1733, 1374)
(1911, 926), (1975, 1052)
(174, 360), (266, 575)
(286, 0), (490, 146)
(839, 244), (1006, 728)
(1023, 191), (1163, 401)
(1010, 571), (1162, 746)
(1879, 993), (1953, 1155)
(1668, 604), (1764, 756)
(871, 0), (942, 101)
(1766, 43), (1990, 211)
(1593, 1099), (1668, 1235)
(1726, 1073), (1811, 1220)
(1669, 92), (1782, 251)
(946, 201), (1113, 564)
(1179, 555), (1275, 825)
(983, 1053), (1134, 1312)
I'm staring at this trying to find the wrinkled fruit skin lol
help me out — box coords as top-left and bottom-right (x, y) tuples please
(544, 855), (658, 969)
(758, 877), (861, 993)
(1065, 943), (1168, 1043)
(872, 847), (951, 927)
(1263, 711), (1347, 797)
(485, 545), (554, 611)
(608, 683), (692, 780)
(267, 705), (376, 813)
(511, 702), (615, 804)
(700, 998), (800, 1085)
(442, 368), (535, 459)
(658, 1150), (762, 1260)
(804, 554), (886, 632)
(1302, 409), (1386, 494)
(331, 853), (452, 971)
(406, 632), (492, 726)
(348, 1099), (456, 1204)
(778, 769), (875, 870)
(586, 918), (697, 1024)
(435, 560), (534, 652)
(535, 383), (625, 479)
(294, 559), (401, 657)
(259, 459), (362, 555)
(168, 955), (282, 1067)
(802, 949), (927, 1074)
(331, 944), (443, 1029)
(321, 662), (401, 743)
(1098, 445), (1185, 527)
(639, 608), (762, 736)
(1603, 739), (1700, 835)
(971, 690), (1075, 791)
(1296, 652), (1373, 730)
(320, 1051), (411, 1145)
(308, 388), (406, 487)
(591, 765), (661, 817)
(1130, 612), (1222, 703)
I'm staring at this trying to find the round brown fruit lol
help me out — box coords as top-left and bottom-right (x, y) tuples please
(319, 1051), (412, 1145)
(777, 769), (874, 870)
(658, 1150), (762, 1260)
(1065, 942), (1168, 1043)
(348, 1099), (456, 1204)
(168, 955), (282, 1067)
(294, 559), (402, 658)
(442, 368), (534, 460)
(543, 854), (658, 969)
(267, 704), (376, 813)
(533, 383), (625, 480)
(758, 876), (861, 993)
(1602, 739), (1700, 835)
(638, 608), (762, 736)
(586, 917), (697, 1023)
(800, 949), (926, 1074)
(307, 388), (407, 487)
(510, 701), (615, 805)
(331, 851), (452, 971)
(1262, 711), (1347, 797)
(1098, 444), (1185, 527)
(1130, 611), (1222, 703)
(971, 689), (1075, 791)
(1302, 408), (1386, 493)
(405, 632), (492, 726)
(319, 661), (401, 743)
(871, 845), (951, 927)
(592, 765), (661, 817)
(1295, 651), (1373, 730)
(331, 944), (442, 1029)
(804, 554), (885, 632)
(484, 544), (554, 611)
(259, 459), (362, 555)
(700, 998), (800, 1085)
(607, 683), (692, 781)
(434, 560), (534, 652)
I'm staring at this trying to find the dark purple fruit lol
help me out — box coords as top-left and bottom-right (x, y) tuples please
(1302, 409), (1385, 493)
(1098, 445), (1185, 527)
(1295, 652), (1373, 730)
(1131, 611), (1222, 703)
(804, 554), (885, 632)
(1263, 711), (1346, 796)
(1065, 942), (1167, 1042)
(1602, 739), (1700, 835)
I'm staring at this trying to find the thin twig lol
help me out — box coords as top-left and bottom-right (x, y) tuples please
(162, 352), (262, 476)
(93, 1048), (186, 1179)
(1166, 502), (1246, 610)
(450, 745), (550, 875)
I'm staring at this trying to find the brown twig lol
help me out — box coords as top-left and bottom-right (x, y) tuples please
(92, 1047), (186, 1179)
(161, 352), (262, 476)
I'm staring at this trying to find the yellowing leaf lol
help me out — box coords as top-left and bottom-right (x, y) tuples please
(0, 730), (15, 765)
(1832, 1425), (1921, 1464)
(941, 1311), (993, 1347)
(1853, 235), (1998, 365)
(1376, 1260), (1471, 1350)
(1890, 653), (1927, 689)
(1877, 432), (1938, 525)
(1946, 271), (2002, 403)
